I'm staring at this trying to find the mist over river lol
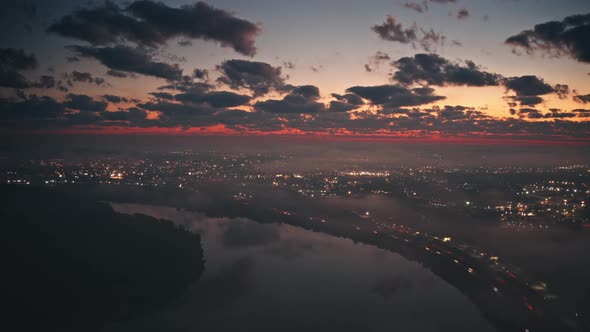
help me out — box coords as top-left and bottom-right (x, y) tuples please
(109, 203), (496, 332)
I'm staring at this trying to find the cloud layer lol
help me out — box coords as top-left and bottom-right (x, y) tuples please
(506, 12), (590, 64)
(48, 1), (260, 56)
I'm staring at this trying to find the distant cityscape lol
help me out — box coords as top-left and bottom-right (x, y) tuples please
(3, 153), (588, 230)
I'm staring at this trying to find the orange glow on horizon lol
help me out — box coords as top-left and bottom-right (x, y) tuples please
(4, 124), (589, 146)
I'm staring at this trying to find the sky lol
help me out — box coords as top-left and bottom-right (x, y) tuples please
(0, 0), (589, 142)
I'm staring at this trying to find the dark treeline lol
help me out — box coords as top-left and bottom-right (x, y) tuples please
(1, 185), (205, 332)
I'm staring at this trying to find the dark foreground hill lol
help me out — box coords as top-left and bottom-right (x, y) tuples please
(0, 185), (205, 332)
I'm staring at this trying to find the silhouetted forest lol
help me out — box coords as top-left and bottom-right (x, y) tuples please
(1, 185), (205, 332)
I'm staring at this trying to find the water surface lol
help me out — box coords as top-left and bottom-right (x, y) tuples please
(109, 203), (496, 332)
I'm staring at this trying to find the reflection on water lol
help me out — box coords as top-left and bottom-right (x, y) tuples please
(109, 203), (497, 332)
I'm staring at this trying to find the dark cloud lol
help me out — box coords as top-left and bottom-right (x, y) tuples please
(508, 95), (544, 107)
(139, 101), (213, 116)
(554, 84), (570, 99)
(573, 109), (590, 117)
(0, 70), (30, 89)
(255, 85), (325, 114)
(504, 75), (569, 107)
(328, 93), (364, 112)
(71, 71), (92, 83)
(217, 59), (286, 96)
(392, 53), (502, 87)
(0, 93), (135, 128)
(0, 95), (65, 121)
(48, 1), (260, 56)
(137, 100), (218, 128)
(504, 75), (554, 96)
(150, 92), (175, 100)
(0, 48), (38, 88)
(573, 93), (590, 104)
(193, 68), (209, 80)
(128, 0), (259, 56)
(31, 75), (56, 89)
(503, 77), (567, 107)
(175, 91), (251, 108)
(158, 77), (213, 94)
(100, 107), (148, 122)
(457, 8), (470, 20)
(327, 100), (359, 112)
(3, 92), (589, 138)
(254, 96), (324, 114)
(291, 85), (320, 100)
(514, 108), (581, 120)
(331, 93), (364, 106)
(505, 13), (590, 63)
(372, 16), (417, 44)
(69, 71), (105, 85)
(102, 95), (128, 103)
(0, 48), (38, 70)
(106, 70), (128, 78)
(517, 108), (543, 119)
(63, 94), (108, 113)
(48, 2), (156, 46)
(416, 105), (489, 122)
(69, 45), (182, 81)
(544, 109), (576, 119)
(346, 84), (445, 107)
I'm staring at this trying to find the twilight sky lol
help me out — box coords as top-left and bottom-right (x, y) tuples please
(0, 0), (589, 142)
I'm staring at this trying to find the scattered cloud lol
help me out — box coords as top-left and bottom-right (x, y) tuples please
(365, 51), (391, 72)
(372, 16), (417, 44)
(69, 45), (183, 81)
(505, 12), (590, 63)
(64, 93), (108, 113)
(504, 75), (554, 96)
(391, 53), (502, 87)
(68, 71), (106, 85)
(106, 70), (128, 78)
(457, 8), (470, 20)
(282, 61), (295, 70)
(0, 48), (38, 88)
(193, 68), (209, 80)
(255, 85), (325, 114)
(102, 95), (129, 103)
(217, 59), (287, 97)
(372, 16), (448, 51)
(573, 93), (590, 104)
(346, 84), (445, 107)
(48, 0), (260, 56)
(175, 90), (251, 108)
